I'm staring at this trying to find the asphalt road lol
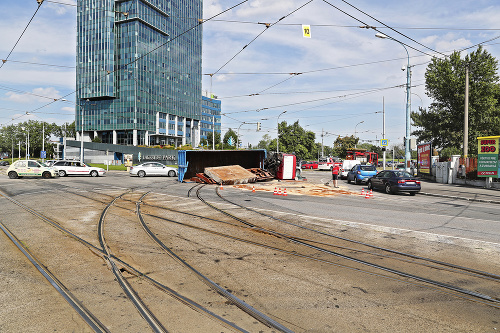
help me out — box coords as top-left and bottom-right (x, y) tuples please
(1, 169), (499, 332)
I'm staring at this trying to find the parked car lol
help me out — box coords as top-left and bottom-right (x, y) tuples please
(0, 160), (10, 166)
(301, 161), (318, 169)
(6, 159), (58, 179)
(52, 160), (106, 177)
(129, 162), (178, 177)
(367, 170), (421, 195)
(347, 164), (378, 184)
(44, 160), (58, 167)
(340, 160), (361, 179)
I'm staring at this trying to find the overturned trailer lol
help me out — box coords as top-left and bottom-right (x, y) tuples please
(177, 150), (267, 183)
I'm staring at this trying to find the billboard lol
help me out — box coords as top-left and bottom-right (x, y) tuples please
(417, 142), (431, 174)
(477, 136), (500, 178)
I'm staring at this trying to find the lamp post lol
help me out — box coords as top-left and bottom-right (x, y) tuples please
(237, 122), (246, 149)
(376, 32), (411, 171)
(276, 110), (287, 154)
(354, 121), (364, 148)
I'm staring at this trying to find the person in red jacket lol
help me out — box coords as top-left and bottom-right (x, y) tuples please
(331, 164), (340, 188)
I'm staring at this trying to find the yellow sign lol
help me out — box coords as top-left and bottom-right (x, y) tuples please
(302, 25), (311, 38)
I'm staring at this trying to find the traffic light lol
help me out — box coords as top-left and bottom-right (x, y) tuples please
(257, 122), (261, 131)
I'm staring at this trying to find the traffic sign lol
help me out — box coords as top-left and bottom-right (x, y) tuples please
(380, 139), (388, 147)
(41, 151), (46, 158)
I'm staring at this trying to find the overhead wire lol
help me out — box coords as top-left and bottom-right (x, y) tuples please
(210, 0), (315, 76)
(0, 1), (44, 70)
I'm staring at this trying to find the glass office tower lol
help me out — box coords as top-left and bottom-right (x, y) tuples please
(76, 0), (202, 147)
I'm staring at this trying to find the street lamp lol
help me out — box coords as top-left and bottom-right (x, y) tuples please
(237, 122), (247, 149)
(276, 110), (287, 154)
(354, 121), (364, 148)
(376, 32), (411, 171)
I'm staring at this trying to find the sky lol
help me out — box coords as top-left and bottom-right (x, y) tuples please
(1, 0), (500, 150)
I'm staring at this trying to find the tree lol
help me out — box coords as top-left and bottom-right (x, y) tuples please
(202, 131), (221, 149)
(332, 135), (358, 158)
(412, 46), (500, 157)
(277, 120), (317, 160)
(223, 128), (238, 149)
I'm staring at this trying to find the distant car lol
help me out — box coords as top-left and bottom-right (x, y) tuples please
(301, 161), (318, 169)
(0, 160), (10, 166)
(340, 160), (361, 179)
(129, 162), (178, 177)
(52, 160), (106, 177)
(347, 164), (378, 185)
(6, 159), (58, 179)
(367, 170), (421, 195)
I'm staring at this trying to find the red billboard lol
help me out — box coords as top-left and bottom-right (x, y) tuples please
(417, 142), (431, 174)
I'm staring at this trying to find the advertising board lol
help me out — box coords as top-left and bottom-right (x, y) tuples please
(417, 142), (431, 174)
(477, 136), (500, 178)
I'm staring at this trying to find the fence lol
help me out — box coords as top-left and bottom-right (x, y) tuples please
(459, 157), (478, 179)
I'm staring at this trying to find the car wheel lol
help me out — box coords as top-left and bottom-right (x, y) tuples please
(138, 170), (146, 177)
(409, 192), (416, 196)
(90, 170), (98, 177)
(367, 181), (373, 190)
(58, 170), (66, 177)
(347, 177), (351, 184)
(42, 171), (52, 179)
(8, 171), (18, 179)
(385, 183), (393, 194)
(354, 177), (359, 185)
(168, 170), (176, 177)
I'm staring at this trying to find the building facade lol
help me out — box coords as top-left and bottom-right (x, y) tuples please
(200, 93), (221, 145)
(76, 0), (202, 147)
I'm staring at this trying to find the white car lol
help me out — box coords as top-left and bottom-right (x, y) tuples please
(52, 160), (106, 177)
(6, 159), (58, 179)
(129, 162), (178, 177)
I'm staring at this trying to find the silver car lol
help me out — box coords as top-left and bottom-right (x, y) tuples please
(129, 162), (178, 177)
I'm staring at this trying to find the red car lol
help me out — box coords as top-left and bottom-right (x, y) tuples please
(301, 161), (318, 169)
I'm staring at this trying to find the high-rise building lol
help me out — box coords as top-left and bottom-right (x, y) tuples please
(201, 93), (221, 144)
(76, 0), (202, 147)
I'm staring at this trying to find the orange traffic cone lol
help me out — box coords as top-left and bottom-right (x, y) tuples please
(360, 188), (365, 196)
(278, 188), (282, 196)
(273, 187), (278, 195)
(369, 189), (373, 198)
(283, 188), (288, 196)
(219, 183), (223, 190)
(365, 191), (370, 199)
(252, 186), (255, 193)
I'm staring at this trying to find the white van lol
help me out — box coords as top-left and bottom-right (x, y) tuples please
(340, 160), (361, 179)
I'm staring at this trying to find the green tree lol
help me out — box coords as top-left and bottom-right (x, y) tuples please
(202, 131), (221, 149)
(412, 46), (500, 157)
(332, 135), (358, 158)
(223, 128), (238, 149)
(278, 120), (317, 160)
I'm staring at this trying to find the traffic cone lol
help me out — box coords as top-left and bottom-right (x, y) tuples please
(283, 188), (288, 196)
(220, 183), (223, 190)
(369, 189), (373, 198)
(278, 188), (282, 196)
(365, 191), (370, 199)
(273, 187), (278, 195)
(360, 188), (365, 196)
(252, 186), (255, 193)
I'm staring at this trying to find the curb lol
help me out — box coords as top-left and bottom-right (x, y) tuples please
(418, 191), (500, 205)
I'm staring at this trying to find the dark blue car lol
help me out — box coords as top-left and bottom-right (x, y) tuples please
(367, 170), (421, 195)
(347, 164), (377, 184)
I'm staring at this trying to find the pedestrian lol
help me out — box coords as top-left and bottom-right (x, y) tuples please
(331, 164), (340, 188)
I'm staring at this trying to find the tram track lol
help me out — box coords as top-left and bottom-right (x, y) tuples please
(0, 189), (256, 332)
(192, 185), (500, 308)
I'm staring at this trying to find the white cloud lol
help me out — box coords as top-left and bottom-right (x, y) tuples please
(5, 87), (61, 104)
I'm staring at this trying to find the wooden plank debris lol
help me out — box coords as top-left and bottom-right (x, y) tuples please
(204, 165), (257, 185)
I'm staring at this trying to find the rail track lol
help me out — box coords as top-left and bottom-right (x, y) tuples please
(190, 184), (500, 308)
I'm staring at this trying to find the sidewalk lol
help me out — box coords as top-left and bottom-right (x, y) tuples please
(418, 180), (500, 204)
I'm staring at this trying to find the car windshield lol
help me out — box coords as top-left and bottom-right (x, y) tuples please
(360, 165), (376, 171)
(394, 171), (412, 178)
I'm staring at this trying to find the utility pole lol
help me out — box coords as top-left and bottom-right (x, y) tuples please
(321, 128), (324, 157)
(383, 97), (386, 170)
(464, 65), (469, 158)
